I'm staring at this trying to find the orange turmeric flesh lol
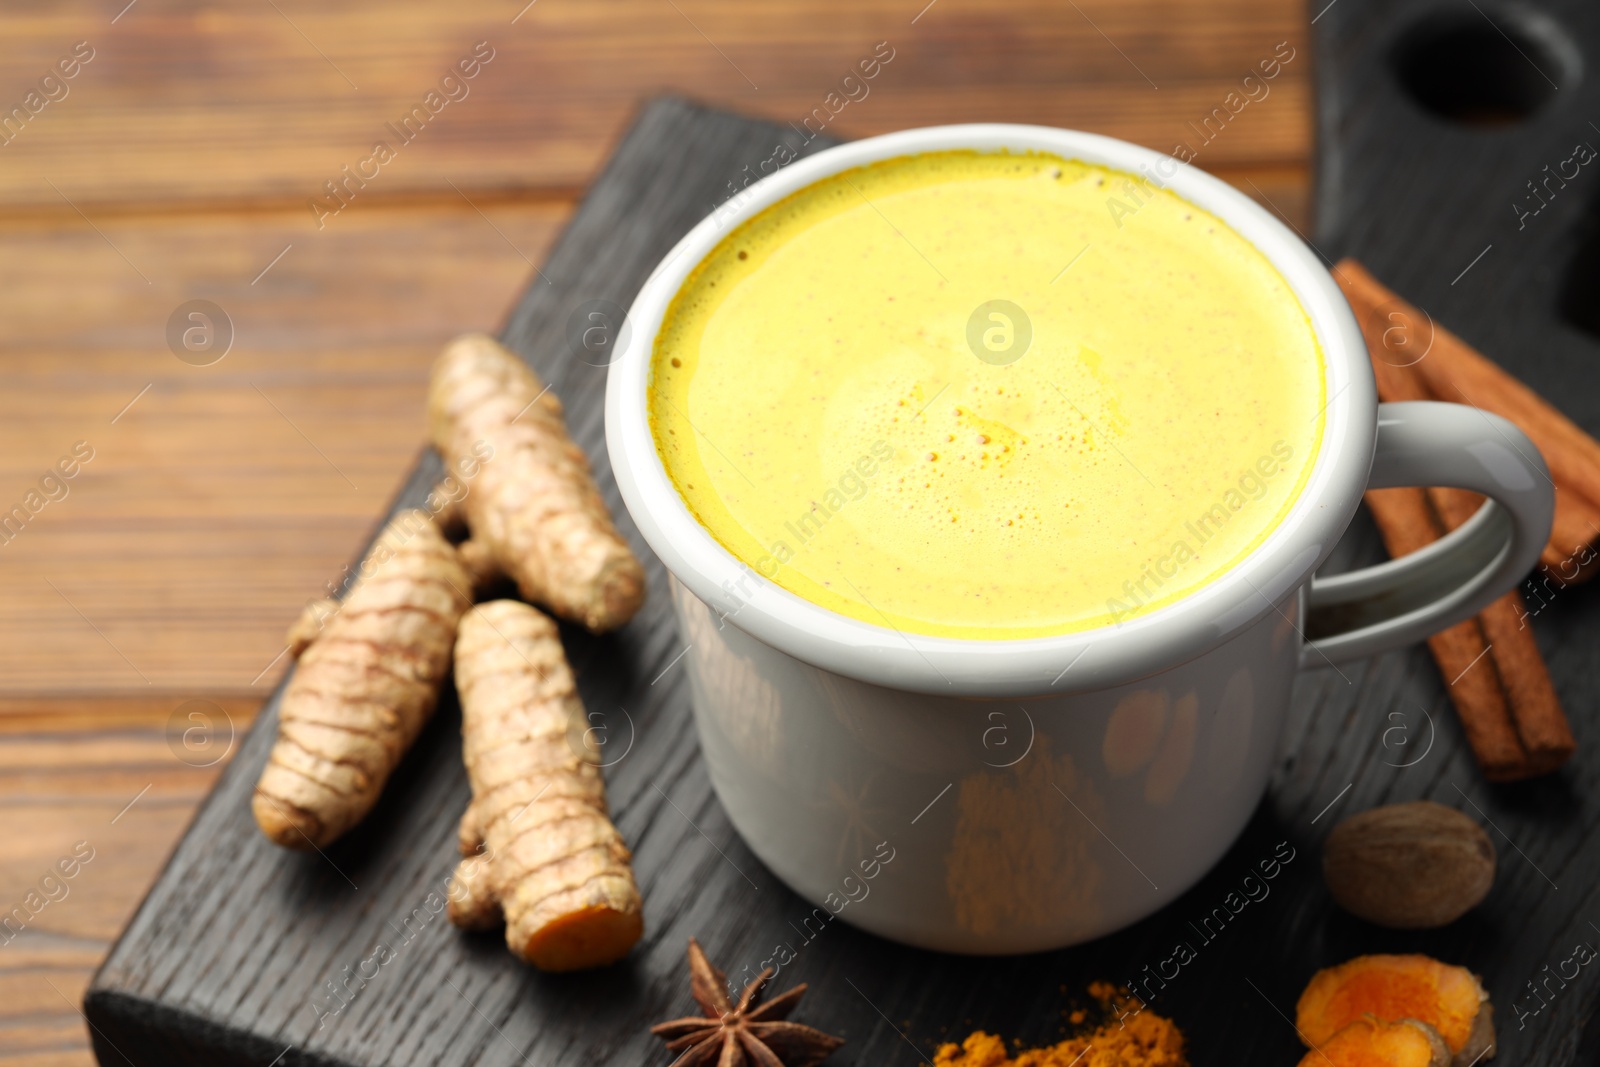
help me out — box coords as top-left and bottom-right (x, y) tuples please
(522, 903), (644, 974)
(1296, 954), (1492, 1061)
(1296, 1017), (1449, 1067)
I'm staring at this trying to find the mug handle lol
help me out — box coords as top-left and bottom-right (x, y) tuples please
(1300, 401), (1554, 668)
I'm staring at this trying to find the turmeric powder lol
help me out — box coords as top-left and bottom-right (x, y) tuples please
(427, 333), (645, 633)
(933, 989), (1187, 1067)
(446, 599), (643, 970)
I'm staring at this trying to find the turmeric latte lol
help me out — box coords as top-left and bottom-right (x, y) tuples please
(649, 150), (1324, 639)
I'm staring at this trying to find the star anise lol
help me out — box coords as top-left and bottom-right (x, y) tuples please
(650, 938), (845, 1067)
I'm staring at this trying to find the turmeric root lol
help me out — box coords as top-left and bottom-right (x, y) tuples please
(1296, 1017), (1451, 1067)
(427, 333), (645, 632)
(1297, 955), (1495, 1067)
(446, 599), (643, 970)
(253, 511), (473, 849)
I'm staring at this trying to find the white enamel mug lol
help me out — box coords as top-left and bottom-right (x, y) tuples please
(604, 125), (1554, 953)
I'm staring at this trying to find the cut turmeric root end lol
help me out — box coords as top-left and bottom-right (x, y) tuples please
(1297, 1016), (1451, 1067)
(521, 904), (644, 973)
(1297, 954), (1494, 1067)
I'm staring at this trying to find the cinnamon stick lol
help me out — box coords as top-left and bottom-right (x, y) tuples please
(1340, 259), (1576, 779)
(1363, 487), (1530, 781)
(1543, 508), (1600, 577)
(1429, 486), (1576, 773)
(1335, 259), (1600, 581)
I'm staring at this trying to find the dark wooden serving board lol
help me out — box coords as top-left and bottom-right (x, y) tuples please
(86, 80), (1600, 1066)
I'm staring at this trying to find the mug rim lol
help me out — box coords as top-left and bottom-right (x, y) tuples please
(605, 123), (1374, 698)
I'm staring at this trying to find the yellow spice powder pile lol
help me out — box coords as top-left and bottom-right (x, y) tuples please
(932, 986), (1187, 1067)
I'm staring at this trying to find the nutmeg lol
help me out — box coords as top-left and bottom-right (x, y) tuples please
(1322, 801), (1496, 928)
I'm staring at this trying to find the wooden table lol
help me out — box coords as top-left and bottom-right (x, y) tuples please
(0, 3), (1309, 1062)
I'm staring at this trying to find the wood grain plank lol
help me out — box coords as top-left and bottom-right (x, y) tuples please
(0, 0), (1308, 209)
(0, 695), (250, 1067)
(0, 200), (566, 695)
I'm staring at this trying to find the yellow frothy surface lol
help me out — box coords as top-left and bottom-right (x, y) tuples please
(649, 150), (1323, 639)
